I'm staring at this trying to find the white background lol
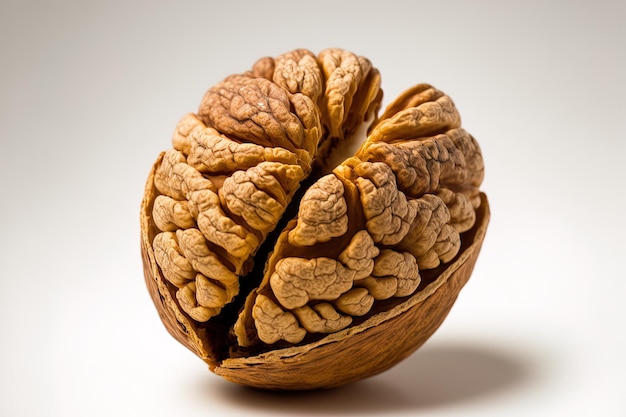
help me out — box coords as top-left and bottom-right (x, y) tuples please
(1, 0), (624, 416)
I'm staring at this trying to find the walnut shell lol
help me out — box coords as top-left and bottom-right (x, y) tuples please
(140, 48), (489, 390)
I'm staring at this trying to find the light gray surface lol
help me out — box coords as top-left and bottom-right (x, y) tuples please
(1, 1), (624, 416)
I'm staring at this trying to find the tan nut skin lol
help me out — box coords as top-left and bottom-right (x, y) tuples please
(142, 163), (489, 389)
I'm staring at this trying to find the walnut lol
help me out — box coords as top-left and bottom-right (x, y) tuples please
(140, 48), (489, 390)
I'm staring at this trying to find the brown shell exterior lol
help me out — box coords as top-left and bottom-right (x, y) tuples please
(142, 166), (489, 388)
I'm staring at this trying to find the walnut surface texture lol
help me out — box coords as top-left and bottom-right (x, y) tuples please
(140, 48), (489, 390)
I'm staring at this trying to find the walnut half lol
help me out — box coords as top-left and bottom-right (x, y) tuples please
(140, 48), (489, 390)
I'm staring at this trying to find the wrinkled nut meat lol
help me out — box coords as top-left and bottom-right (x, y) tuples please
(140, 48), (490, 390)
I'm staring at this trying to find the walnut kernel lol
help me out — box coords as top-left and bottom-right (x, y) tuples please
(140, 48), (489, 390)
